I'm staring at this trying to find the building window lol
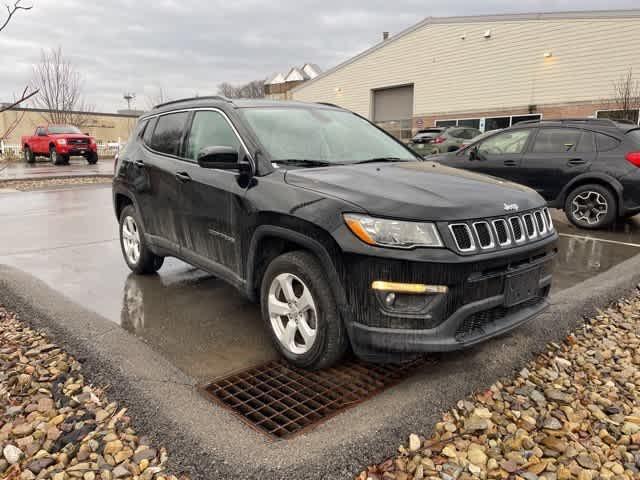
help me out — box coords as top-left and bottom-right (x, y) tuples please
(376, 119), (413, 141)
(435, 114), (542, 133)
(484, 117), (510, 131)
(596, 109), (639, 124)
(435, 120), (458, 128)
(511, 114), (542, 125)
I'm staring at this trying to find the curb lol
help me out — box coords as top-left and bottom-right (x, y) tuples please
(1, 251), (640, 479)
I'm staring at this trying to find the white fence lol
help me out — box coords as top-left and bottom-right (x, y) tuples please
(0, 141), (123, 159)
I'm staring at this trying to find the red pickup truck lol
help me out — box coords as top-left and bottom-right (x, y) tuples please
(22, 125), (98, 165)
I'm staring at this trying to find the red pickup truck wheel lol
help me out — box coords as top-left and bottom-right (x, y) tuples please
(23, 147), (35, 164)
(50, 146), (65, 166)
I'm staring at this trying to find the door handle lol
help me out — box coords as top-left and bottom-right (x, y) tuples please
(134, 160), (145, 168)
(175, 172), (192, 183)
(568, 158), (586, 166)
(503, 159), (517, 166)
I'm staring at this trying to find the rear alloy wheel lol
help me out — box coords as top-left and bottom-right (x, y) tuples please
(565, 184), (617, 229)
(261, 251), (348, 369)
(119, 205), (164, 274)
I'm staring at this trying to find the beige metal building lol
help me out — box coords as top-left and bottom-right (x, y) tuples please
(0, 107), (139, 146)
(292, 10), (640, 141)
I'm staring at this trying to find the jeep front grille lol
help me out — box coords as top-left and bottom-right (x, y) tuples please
(448, 208), (554, 254)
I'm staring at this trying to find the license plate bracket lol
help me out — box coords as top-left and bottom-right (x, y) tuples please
(504, 267), (540, 307)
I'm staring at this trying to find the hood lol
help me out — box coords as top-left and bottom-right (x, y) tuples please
(284, 161), (544, 221)
(49, 133), (92, 139)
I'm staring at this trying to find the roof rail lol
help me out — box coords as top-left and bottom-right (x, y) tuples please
(153, 95), (232, 109)
(515, 117), (622, 126)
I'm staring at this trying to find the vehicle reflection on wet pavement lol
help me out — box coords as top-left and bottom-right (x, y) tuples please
(0, 185), (638, 381)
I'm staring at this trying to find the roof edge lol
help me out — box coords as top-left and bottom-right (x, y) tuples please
(291, 8), (640, 95)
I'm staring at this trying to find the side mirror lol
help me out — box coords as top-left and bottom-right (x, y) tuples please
(468, 146), (478, 160)
(197, 146), (239, 169)
(197, 146), (253, 176)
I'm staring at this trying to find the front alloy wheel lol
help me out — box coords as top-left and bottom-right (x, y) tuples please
(118, 205), (164, 274)
(260, 251), (348, 369)
(268, 273), (318, 355)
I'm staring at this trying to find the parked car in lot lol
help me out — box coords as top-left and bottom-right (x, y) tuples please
(433, 119), (640, 229)
(409, 126), (481, 154)
(22, 125), (98, 165)
(113, 97), (556, 369)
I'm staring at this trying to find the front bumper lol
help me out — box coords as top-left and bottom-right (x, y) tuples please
(340, 240), (556, 362)
(56, 145), (95, 156)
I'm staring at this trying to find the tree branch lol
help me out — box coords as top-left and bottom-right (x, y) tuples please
(0, 85), (38, 114)
(0, 1), (32, 34)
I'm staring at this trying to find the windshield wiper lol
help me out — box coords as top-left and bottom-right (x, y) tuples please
(352, 157), (409, 164)
(272, 159), (332, 167)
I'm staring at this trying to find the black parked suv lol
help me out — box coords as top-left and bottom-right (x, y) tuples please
(113, 97), (557, 369)
(433, 119), (640, 229)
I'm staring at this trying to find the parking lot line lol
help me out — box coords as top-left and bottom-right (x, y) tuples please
(559, 232), (640, 249)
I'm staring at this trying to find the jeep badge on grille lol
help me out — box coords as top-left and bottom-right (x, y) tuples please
(504, 203), (519, 212)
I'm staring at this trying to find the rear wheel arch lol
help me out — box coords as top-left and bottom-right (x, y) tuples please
(558, 174), (623, 215)
(246, 222), (347, 309)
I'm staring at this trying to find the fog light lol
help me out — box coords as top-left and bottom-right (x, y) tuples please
(371, 281), (448, 294)
(384, 292), (396, 306)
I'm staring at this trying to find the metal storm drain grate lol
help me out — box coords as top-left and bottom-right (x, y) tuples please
(201, 358), (426, 439)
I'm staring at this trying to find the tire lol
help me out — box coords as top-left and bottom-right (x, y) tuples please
(24, 147), (35, 163)
(564, 184), (617, 229)
(50, 146), (64, 166)
(119, 205), (164, 274)
(62, 154), (70, 165)
(260, 251), (348, 370)
(87, 152), (98, 165)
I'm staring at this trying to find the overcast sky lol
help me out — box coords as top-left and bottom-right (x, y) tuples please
(1, 0), (639, 112)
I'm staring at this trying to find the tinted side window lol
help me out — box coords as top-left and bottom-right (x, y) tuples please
(576, 131), (595, 153)
(185, 111), (242, 161)
(149, 112), (188, 156)
(596, 133), (621, 152)
(532, 128), (581, 153)
(142, 117), (157, 146)
(36, 127), (45, 136)
(478, 129), (531, 155)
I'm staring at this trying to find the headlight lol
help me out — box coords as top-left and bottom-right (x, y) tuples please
(343, 213), (443, 249)
(56, 139), (67, 145)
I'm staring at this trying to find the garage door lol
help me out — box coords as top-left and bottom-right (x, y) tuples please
(372, 85), (414, 140)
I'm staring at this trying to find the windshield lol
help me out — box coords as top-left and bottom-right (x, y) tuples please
(48, 125), (82, 134)
(240, 107), (417, 164)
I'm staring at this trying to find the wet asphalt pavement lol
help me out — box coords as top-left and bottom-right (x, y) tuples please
(1, 183), (639, 381)
(0, 157), (115, 180)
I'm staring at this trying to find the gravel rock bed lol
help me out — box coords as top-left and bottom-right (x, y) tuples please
(0, 306), (189, 480)
(0, 177), (112, 192)
(358, 292), (640, 480)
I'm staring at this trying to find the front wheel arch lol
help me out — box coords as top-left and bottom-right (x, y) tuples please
(246, 225), (347, 309)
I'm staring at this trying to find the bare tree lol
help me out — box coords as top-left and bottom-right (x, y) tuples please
(217, 80), (265, 99)
(609, 67), (640, 122)
(1, 1), (37, 145)
(31, 47), (95, 128)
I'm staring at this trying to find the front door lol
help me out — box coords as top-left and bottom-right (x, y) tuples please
(521, 128), (595, 201)
(177, 109), (248, 274)
(451, 128), (534, 185)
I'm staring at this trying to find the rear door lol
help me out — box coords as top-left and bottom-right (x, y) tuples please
(35, 127), (47, 153)
(177, 109), (248, 274)
(139, 111), (190, 249)
(521, 127), (595, 201)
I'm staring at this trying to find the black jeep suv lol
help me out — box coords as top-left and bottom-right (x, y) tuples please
(433, 119), (640, 229)
(113, 97), (557, 369)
